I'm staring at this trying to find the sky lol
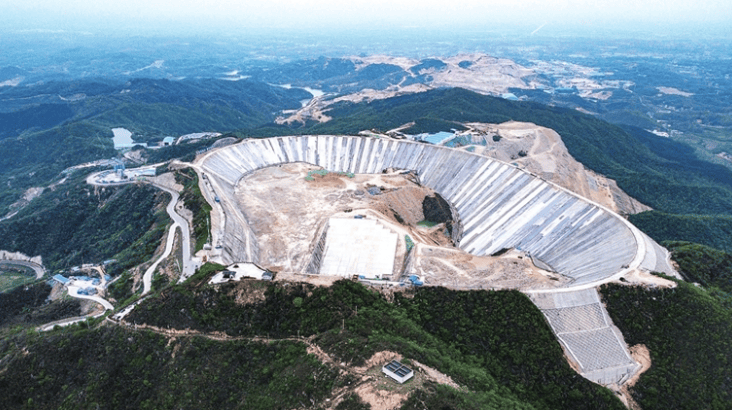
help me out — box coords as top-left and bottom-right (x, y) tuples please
(2, 0), (732, 36)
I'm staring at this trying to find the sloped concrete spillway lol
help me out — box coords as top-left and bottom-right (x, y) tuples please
(199, 135), (646, 292)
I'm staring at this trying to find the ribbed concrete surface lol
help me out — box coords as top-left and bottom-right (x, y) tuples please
(199, 135), (642, 289)
(531, 289), (640, 385)
(640, 232), (682, 279)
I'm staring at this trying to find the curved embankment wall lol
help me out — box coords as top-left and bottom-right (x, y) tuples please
(199, 135), (642, 289)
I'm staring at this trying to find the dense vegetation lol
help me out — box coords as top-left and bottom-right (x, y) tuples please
(174, 168), (212, 251)
(0, 325), (338, 410)
(2, 74), (732, 408)
(124, 270), (623, 409)
(0, 77), (310, 216)
(601, 281), (732, 409)
(0, 174), (169, 272)
(629, 212), (732, 253)
(0, 122), (116, 213)
(0, 282), (81, 330)
(665, 241), (732, 294)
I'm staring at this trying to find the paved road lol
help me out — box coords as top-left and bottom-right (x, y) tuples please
(0, 259), (45, 279)
(142, 184), (197, 295)
(86, 169), (197, 294)
(38, 311), (107, 332)
(67, 285), (114, 310)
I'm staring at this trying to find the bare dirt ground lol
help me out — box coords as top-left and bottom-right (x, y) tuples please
(615, 344), (651, 410)
(463, 121), (651, 215)
(235, 163), (435, 274)
(234, 163), (563, 290)
(149, 172), (184, 192)
(429, 54), (537, 94)
(276, 53), (536, 125)
(615, 269), (677, 289)
(414, 245), (569, 290)
(318, 350), (463, 410)
(657, 86), (694, 97)
(271, 52), (650, 218)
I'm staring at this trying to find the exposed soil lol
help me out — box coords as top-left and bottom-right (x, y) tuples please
(413, 246), (569, 290)
(235, 163), (439, 274)
(463, 121), (650, 215)
(615, 269), (677, 289)
(617, 344), (651, 410)
(233, 162), (574, 291)
(225, 280), (268, 305)
(276, 53), (538, 125)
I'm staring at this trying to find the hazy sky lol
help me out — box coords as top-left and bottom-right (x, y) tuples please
(3, 0), (732, 35)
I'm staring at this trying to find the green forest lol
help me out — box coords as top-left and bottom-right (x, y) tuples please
(5, 264), (732, 409)
(0, 272), (625, 410)
(174, 168), (212, 251)
(601, 280), (732, 409)
(0, 174), (169, 272)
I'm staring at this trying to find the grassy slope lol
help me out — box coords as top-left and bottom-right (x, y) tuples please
(174, 168), (212, 251)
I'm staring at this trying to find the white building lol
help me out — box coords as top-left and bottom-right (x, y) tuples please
(382, 360), (414, 384)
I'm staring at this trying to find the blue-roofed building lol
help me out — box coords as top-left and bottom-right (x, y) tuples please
(420, 131), (454, 145)
(162, 136), (176, 146)
(408, 275), (423, 286)
(53, 274), (70, 285)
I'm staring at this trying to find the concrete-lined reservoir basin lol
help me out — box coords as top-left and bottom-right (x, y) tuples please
(198, 135), (648, 291)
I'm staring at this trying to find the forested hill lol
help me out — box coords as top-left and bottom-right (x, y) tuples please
(269, 87), (732, 251)
(0, 78), (311, 214)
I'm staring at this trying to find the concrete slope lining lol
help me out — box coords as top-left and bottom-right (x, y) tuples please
(199, 135), (645, 291)
(531, 288), (640, 385)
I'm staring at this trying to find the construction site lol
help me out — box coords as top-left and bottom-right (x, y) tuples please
(195, 133), (679, 390)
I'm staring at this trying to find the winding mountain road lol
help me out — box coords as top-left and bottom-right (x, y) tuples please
(142, 184), (197, 295)
(0, 259), (45, 279)
(86, 168), (198, 295)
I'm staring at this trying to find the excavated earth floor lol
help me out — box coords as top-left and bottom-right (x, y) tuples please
(235, 162), (565, 290)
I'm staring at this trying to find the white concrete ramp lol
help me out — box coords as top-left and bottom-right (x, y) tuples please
(319, 217), (398, 279)
(530, 289), (639, 385)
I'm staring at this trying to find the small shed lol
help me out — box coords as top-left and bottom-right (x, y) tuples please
(382, 360), (414, 384)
